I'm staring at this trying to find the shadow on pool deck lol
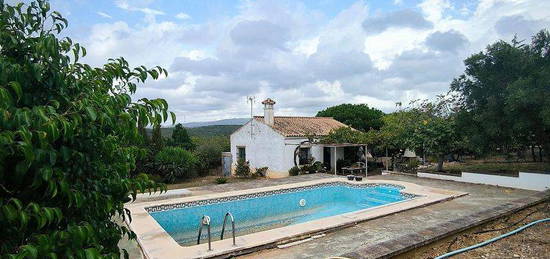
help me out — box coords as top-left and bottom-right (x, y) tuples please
(120, 173), (548, 259)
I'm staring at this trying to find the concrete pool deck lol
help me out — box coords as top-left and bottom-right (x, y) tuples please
(126, 177), (466, 259)
(122, 174), (549, 258)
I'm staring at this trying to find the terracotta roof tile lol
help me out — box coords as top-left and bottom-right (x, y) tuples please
(254, 116), (349, 137)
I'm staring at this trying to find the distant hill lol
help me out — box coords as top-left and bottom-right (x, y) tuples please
(187, 125), (241, 137)
(146, 125), (241, 138)
(182, 118), (249, 128)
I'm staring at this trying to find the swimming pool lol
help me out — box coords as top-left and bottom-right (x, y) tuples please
(126, 179), (466, 259)
(148, 182), (417, 246)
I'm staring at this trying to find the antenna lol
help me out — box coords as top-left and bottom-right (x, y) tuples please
(247, 96), (255, 138)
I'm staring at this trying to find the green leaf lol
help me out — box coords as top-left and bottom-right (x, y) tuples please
(2, 205), (17, 222)
(21, 245), (38, 258)
(8, 81), (22, 101)
(85, 107), (97, 121)
(84, 248), (100, 259)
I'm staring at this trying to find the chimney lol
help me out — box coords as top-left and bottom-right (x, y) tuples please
(261, 98), (276, 126)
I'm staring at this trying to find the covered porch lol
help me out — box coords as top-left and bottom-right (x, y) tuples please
(321, 143), (369, 176)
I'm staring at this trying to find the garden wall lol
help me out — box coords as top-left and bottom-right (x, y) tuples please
(417, 171), (550, 191)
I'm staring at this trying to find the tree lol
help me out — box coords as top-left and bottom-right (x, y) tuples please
(316, 104), (385, 132)
(367, 96), (462, 171)
(0, 1), (173, 257)
(151, 124), (164, 152)
(504, 30), (550, 161)
(451, 30), (550, 160)
(407, 97), (460, 171)
(171, 123), (195, 150)
(320, 127), (367, 144)
(364, 108), (425, 157)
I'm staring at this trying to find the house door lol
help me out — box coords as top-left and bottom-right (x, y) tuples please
(323, 147), (331, 170)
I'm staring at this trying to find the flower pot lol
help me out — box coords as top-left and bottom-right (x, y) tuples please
(347, 175), (355, 181)
(355, 176), (363, 181)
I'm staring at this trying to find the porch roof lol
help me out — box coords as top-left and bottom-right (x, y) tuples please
(320, 143), (367, 147)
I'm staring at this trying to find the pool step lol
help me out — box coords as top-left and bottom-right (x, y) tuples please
(358, 197), (388, 206)
(364, 191), (404, 202)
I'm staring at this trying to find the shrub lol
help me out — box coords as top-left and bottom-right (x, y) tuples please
(171, 123), (195, 150)
(289, 166), (301, 176)
(215, 177), (228, 184)
(310, 161), (324, 173)
(0, 1), (168, 256)
(155, 147), (198, 183)
(235, 158), (251, 177)
(254, 167), (269, 177)
(194, 140), (224, 176)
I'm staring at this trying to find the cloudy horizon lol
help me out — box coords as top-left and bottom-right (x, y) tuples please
(47, 0), (549, 123)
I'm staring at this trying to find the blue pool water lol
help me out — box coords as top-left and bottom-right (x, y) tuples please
(149, 183), (412, 246)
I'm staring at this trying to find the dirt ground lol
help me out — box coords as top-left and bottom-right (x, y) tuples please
(166, 175), (255, 190)
(397, 201), (550, 259)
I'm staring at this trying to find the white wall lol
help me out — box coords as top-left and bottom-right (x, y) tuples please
(329, 147), (345, 173)
(417, 171), (550, 191)
(311, 145), (324, 163)
(282, 138), (308, 172)
(230, 120), (286, 177)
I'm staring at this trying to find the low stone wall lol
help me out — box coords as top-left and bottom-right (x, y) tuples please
(417, 171), (550, 191)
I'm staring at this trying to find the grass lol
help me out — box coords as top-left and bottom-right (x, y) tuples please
(423, 161), (550, 176)
(166, 175), (255, 190)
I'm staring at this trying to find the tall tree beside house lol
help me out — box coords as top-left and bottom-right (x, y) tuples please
(451, 29), (550, 161)
(0, 1), (172, 257)
(366, 96), (463, 172)
(171, 123), (195, 150)
(406, 97), (461, 172)
(151, 123), (164, 152)
(365, 108), (424, 155)
(316, 104), (384, 132)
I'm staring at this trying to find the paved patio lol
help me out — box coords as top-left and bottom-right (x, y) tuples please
(121, 173), (549, 259)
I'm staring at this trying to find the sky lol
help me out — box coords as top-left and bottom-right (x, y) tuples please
(40, 0), (550, 122)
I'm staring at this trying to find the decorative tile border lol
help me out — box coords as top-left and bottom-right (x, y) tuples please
(146, 182), (419, 213)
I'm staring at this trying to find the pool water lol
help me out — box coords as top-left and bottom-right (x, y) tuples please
(150, 183), (411, 246)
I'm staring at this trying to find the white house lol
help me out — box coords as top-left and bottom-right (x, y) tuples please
(230, 98), (367, 178)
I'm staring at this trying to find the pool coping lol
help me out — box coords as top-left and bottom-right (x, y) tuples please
(124, 178), (468, 259)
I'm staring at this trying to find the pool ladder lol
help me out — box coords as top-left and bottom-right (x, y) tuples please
(197, 212), (236, 251)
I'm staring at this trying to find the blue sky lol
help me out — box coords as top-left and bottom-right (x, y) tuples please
(39, 0), (550, 122)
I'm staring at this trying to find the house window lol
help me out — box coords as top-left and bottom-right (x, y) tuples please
(237, 147), (246, 161)
(299, 147), (310, 165)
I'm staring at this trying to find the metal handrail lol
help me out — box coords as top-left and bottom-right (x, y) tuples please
(220, 212), (236, 246)
(197, 215), (212, 251)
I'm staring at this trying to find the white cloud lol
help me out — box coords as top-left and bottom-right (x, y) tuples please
(66, 0), (550, 122)
(393, 0), (404, 6)
(97, 11), (112, 19)
(115, 0), (165, 23)
(175, 12), (191, 20)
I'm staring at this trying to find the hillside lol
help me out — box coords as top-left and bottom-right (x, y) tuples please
(182, 118), (249, 128)
(187, 125), (241, 137)
(146, 125), (241, 138)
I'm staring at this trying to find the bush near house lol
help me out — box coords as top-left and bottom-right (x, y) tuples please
(215, 177), (228, 184)
(154, 147), (198, 183)
(289, 166), (301, 176)
(235, 158), (251, 177)
(254, 167), (269, 177)
(193, 136), (228, 176)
